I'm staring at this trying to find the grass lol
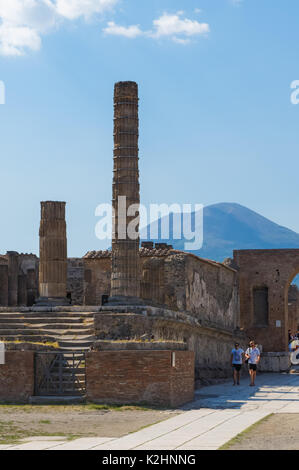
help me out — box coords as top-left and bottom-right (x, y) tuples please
(219, 414), (273, 450)
(0, 420), (79, 445)
(86, 403), (153, 412)
(0, 403), (172, 445)
(0, 403), (161, 412)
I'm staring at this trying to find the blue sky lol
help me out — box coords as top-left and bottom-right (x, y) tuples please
(0, 0), (299, 256)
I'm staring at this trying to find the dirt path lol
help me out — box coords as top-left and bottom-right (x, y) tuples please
(223, 414), (299, 450)
(0, 405), (180, 444)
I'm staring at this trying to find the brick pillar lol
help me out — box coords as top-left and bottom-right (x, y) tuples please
(37, 201), (68, 306)
(0, 265), (8, 306)
(109, 81), (141, 304)
(18, 274), (27, 306)
(7, 251), (19, 307)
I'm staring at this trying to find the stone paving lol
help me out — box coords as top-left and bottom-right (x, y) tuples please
(1, 373), (299, 451)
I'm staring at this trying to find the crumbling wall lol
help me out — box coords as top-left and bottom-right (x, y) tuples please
(288, 285), (299, 334)
(186, 255), (239, 331)
(0, 253), (38, 307)
(94, 306), (245, 384)
(83, 256), (111, 305)
(234, 249), (299, 351)
(161, 251), (239, 331)
(67, 258), (85, 305)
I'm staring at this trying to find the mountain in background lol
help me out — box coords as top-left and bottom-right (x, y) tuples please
(143, 202), (299, 262)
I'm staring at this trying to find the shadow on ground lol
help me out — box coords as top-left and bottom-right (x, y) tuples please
(182, 373), (299, 411)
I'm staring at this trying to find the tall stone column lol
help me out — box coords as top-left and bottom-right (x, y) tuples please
(37, 201), (68, 305)
(7, 251), (19, 306)
(110, 81), (141, 304)
(0, 265), (8, 306)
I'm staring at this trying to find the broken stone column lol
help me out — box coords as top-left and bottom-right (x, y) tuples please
(7, 251), (19, 307)
(37, 201), (68, 306)
(0, 265), (8, 306)
(109, 81), (141, 304)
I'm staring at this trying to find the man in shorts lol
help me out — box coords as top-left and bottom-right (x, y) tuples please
(245, 340), (260, 386)
(230, 343), (244, 385)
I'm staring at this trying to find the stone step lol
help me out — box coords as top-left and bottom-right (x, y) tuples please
(0, 317), (93, 324)
(45, 374), (85, 381)
(0, 328), (94, 336)
(0, 334), (58, 343)
(0, 307), (100, 313)
(0, 323), (93, 330)
(0, 333), (95, 343)
(58, 339), (95, 349)
(0, 312), (94, 318)
(58, 346), (91, 351)
(0, 325), (94, 336)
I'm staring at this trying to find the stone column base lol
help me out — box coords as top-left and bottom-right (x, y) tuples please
(107, 296), (145, 306)
(35, 297), (70, 307)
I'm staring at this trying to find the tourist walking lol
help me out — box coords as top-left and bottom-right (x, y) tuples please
(245, 341), (260, 386)
(230, 343), (244, 385)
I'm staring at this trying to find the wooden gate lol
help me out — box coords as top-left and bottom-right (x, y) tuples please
(34, 351), (86, 396)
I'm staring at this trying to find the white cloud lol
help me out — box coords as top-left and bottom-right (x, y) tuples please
(151, 12), (209, 40)
(0, 3), (209, 56)
(55, 0), (117, 20)
(0, 0), (56, 55)
(103, 21), (142, 38)
(0, 0), (118, 56)
(102, 11), (210, 45)
(0, 23), (41, 56)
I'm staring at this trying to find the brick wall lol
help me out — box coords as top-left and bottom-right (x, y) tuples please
(0, 351), (34, 401)
(86, 350), (194, 407)
(234, 249), (299, 351)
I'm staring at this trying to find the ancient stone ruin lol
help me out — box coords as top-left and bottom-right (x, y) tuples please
(37, 201), (68, 306)
(110, 81), (141, 304)
(0, 81), (296, 404)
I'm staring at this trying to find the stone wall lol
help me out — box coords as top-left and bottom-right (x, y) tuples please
(83, 256), (111, 305)
(186, 254), (239, 331)
(288, 285), (299, 334)
(234, 249), (299, 351)
(94, 306), (245, 384)
(83, 249), (239, 330)
(0, 253), (38, 307)
(0, 351), (34, 401)
(67, 258), (85, 305)
(85, 350), (194, 407)
(259, 352), (290, 372)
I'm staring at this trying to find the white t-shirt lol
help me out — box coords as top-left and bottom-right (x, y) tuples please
(246, 347), (260, 364)
(231, 348), (244, 364)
